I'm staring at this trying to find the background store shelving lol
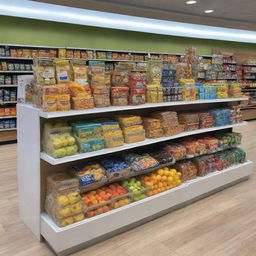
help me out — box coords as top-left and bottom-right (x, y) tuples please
(1, 43), (253, 143)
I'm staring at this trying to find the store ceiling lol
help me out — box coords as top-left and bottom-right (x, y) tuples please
(33, 0), (256, 30)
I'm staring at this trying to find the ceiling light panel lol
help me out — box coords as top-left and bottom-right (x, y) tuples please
(1, 0), (256, 43)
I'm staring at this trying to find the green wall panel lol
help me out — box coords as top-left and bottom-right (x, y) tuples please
(0, 15), (255, 55)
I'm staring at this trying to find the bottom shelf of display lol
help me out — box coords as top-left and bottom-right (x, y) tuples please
(41, 160), (253, 256)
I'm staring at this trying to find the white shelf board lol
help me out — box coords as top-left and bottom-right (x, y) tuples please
(38, 98), (248, 118)
(41, 160), (253, 255)
(0, 128), (17, 131)
(0, 71), (33, 73)
(0, 101), (17, 104)
(0, 56), (33, 60)
(0, 85), (18, 87)
(0, 116), (16, 119)
(41, 122), (247, 165)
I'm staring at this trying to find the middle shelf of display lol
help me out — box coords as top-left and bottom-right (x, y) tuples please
(41, 121), (247, 165)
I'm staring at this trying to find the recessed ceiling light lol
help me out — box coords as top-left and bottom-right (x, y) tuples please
(205, 9), (214, 13)
(186, 1), (197, 4)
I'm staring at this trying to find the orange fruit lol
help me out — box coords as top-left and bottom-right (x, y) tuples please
(86, 211), (94, 218)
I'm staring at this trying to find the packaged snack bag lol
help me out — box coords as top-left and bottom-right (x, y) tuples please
(72, 96), (94, 110)
(73, 50), (81, 59)
(71, 60), (88, 85)
(58, 48), (66, 58)
(57, 94), (71, 111)
(72, 162), (108, 192)
(111, 71), (129, 86)
(55, 60), (71, 83)
(42, 123), (78, 157)
(34, 59), (56, 86)
(130, 87), (146, 105)
(111, 87), (129, 106)
(41, 86), (59, 112)
(66, 50), (74, 59)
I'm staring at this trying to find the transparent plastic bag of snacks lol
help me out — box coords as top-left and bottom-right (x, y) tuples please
(164, 143), (186, 160)
(123, 153), (159, 174)
(143, 118), (162, 130)
(174, 160), (197, 182)
(145, 128), (164, 138)
(124, 130), (145, 143)
(147, 147), (174, 165)
(69, 81), (91, 97)
(72, 96), (94, 110)
(111, 86), (129, 106)
(34, 59), (56, 86)
(45, 190), (85, 219)
(42, 124), (77, 158)
(110, 71), (129, 86)
(54, 59), (71, 83)
(129, 72), (146, 88)
(46, 173), (79, 194)
(93, 87), (111, 108)
(72, 162), (108, 192)
(104, 135), (124, 148)
(71, 60), (88, 85)
(45, 188), (85, 227)
(75, 136), (105, 153)
(116, 115), (142, 127)
(147, 59), (163, 84)
(70, 122), (102, 139)
(99, 157), (131, 181)
(129, 87), (146, 105)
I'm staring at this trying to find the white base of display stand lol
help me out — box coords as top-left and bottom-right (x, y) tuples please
(41, 161), (253, 256)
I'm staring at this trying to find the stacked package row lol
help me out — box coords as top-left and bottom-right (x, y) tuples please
(32, 58), (246, 112)
(45, 173), (85, 227)
(45, 145), (246, 227)
(42, 107), (243, 158)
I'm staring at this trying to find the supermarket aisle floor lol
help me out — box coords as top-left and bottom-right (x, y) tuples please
(0, 121), (255, 256)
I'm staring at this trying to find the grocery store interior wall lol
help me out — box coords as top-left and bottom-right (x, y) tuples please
(1, 15), (256, 54)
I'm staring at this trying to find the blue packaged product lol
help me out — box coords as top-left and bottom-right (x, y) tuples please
(10, 119), (16, 128)
(76, 137), (105, 153)
(71, 122), (102, 139)
(3, 90), (10, 101)
(0, 120), (3, 129)
(99, 157), (131, 180)
(210, 109), (231, 126)
(72, 162), (108, 191)
(4, 120), (10, 129)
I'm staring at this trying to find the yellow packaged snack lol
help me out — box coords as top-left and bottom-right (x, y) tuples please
(58, 48), (66, 58)
(41, 86), (58, 112)
(42, 95), (57, 112)
(124, 130), (145, 143)
(69, 81), (89, 97)
(56, 84), (70, 95)
(72, 96), (94, 110)
(123, 125), (144, 135)
(72, 60), (88, 85)
(116, 115), (142, 127)
(57, 94), (71, 111)
(91, 75), (105, 88)
(55, 60), (71, 83)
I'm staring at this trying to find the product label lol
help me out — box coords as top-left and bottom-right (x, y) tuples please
(59, 71), (68, 81)
(43, 69), (54, 79)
